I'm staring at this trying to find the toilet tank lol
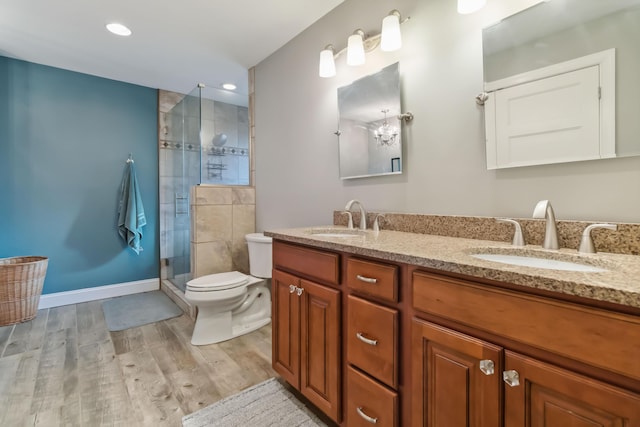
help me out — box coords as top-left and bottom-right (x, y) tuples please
(245, 233), (272, 278)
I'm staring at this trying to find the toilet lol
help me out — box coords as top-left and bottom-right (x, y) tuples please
(184, 233), (272, 346)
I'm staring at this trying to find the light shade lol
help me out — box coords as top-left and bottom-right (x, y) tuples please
(106, 22), (132, 36)
(347, 31), (365, 66)
(319, 46), (336, 78)
(457, 0), (486, 14)
(381, 11), (402, 52)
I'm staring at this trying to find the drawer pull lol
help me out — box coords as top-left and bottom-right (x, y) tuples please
(356, 332), (378, 346)
(289, 285), (296, 293)
(356, 274), (378, 284)
(479, 359), (495, 376)
(296, 287), (304, 296)
(356, 407), (378, 424)
(503, 370), (520, 387)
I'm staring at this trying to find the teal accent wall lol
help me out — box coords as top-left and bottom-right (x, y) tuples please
(0, 56), (159, 294)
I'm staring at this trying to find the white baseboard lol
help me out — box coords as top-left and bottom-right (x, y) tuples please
(38, 278), (160, 309)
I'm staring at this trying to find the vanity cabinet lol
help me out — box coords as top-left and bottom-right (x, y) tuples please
(411, 271), (640, 427)
(271, 242), (342, 423)
(270, 238), (640, 426)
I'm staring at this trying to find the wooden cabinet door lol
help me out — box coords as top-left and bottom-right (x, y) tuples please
(504, 351), (640, 427)
(299, 278), (341, 423)
(272, 269), (300, 388)
(412, 318), (503, 427)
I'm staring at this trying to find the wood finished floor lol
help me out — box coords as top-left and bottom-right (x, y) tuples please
(0, 300), (277, 426)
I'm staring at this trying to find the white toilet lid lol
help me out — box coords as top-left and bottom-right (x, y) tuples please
(186, 271), (249, 291)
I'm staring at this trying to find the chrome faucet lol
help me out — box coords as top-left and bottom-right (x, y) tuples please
(345, 199), (367, 230)
(532, 200), (559, 250)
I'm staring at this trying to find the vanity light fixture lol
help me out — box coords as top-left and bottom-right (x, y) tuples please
(347, 30), (366, 66)
(457, 0), (486, 14)
(381, 10), (402, 52)
(106, 22), (132, 36)
(319, 45), (337, 77)
(374, 109), (399, 146)
(318, 10), (408, 78)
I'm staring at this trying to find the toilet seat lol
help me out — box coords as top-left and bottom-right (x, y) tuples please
(186, 271), (249, 292)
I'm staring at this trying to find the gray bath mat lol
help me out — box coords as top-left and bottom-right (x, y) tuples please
(182, 377), (328, 427)
(102, 291), (183, 331)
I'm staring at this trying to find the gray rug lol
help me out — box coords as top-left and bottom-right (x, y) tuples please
(182, 378), (328, 427)
(102, 291), (183, 331)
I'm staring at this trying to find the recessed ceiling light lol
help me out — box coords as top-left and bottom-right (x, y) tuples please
(106, 23), (132, 37)
(222, 83), (237, 91)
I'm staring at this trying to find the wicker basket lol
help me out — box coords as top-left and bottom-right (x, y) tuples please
(0, 256), (48, 326)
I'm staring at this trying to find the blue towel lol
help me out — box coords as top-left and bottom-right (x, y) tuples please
(117, 162), (146, 254)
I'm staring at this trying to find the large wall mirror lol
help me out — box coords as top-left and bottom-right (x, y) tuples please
(482, 0), (640, 167)
(337, 62), (402, 179)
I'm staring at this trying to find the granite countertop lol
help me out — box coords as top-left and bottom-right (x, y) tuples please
(265, 226), (640, 310)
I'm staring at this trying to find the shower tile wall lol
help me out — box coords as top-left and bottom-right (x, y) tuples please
(201, 99), (250, 186)
(190, 186), (256, 278)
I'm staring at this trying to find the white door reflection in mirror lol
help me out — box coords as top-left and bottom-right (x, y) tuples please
(482, 0), (640, 167)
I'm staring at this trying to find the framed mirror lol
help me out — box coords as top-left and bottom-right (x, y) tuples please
(337, 62), (402, 179)
(482, 0), (640, 167)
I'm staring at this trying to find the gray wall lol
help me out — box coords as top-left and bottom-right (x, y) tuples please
(254, 0), (640, 230)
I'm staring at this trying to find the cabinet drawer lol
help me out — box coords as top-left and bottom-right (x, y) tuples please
(273, 241), (339, 285)
(347, 258), (398, 302)
(413, 271), (640, 382)
(347, 295), (398, 388)
(347, 366), (398, 427)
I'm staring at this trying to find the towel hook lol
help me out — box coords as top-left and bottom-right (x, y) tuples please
(126, 153), (134, 163)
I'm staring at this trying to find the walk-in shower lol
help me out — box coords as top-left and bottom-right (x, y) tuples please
(160, 84), (250, 292)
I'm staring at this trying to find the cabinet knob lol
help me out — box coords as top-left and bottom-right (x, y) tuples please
(356, 274), (378, 284)
(289, 284), (296, 293)
(356, 332), (378, 346)
(479, 359), (495, 375)
(502, 370), (520, 387)
(296, 287), (304, 296)
(356, 407), (378, 424)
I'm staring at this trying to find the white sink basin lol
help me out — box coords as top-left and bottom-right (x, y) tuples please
(308, 229), (365, 238)
(471, 253), (607, 272)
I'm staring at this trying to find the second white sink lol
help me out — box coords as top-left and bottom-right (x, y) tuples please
(471, 253), (607, 272)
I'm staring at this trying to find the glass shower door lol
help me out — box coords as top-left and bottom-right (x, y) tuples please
(161, 87), (201, 291)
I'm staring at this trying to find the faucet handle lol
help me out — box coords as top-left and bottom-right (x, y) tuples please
(578, 223), (617, 254)
(342, 211), (354, 229)
(497, 218), (525, 247)
(372, 214), (386, 232)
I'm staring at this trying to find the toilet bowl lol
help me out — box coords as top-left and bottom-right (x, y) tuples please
(185, 233), (272, 346)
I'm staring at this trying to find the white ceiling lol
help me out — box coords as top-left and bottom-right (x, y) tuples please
(0, 0), (343, 100)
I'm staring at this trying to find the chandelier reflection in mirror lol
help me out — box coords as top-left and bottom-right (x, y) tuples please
(374, 109), (399, 146)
